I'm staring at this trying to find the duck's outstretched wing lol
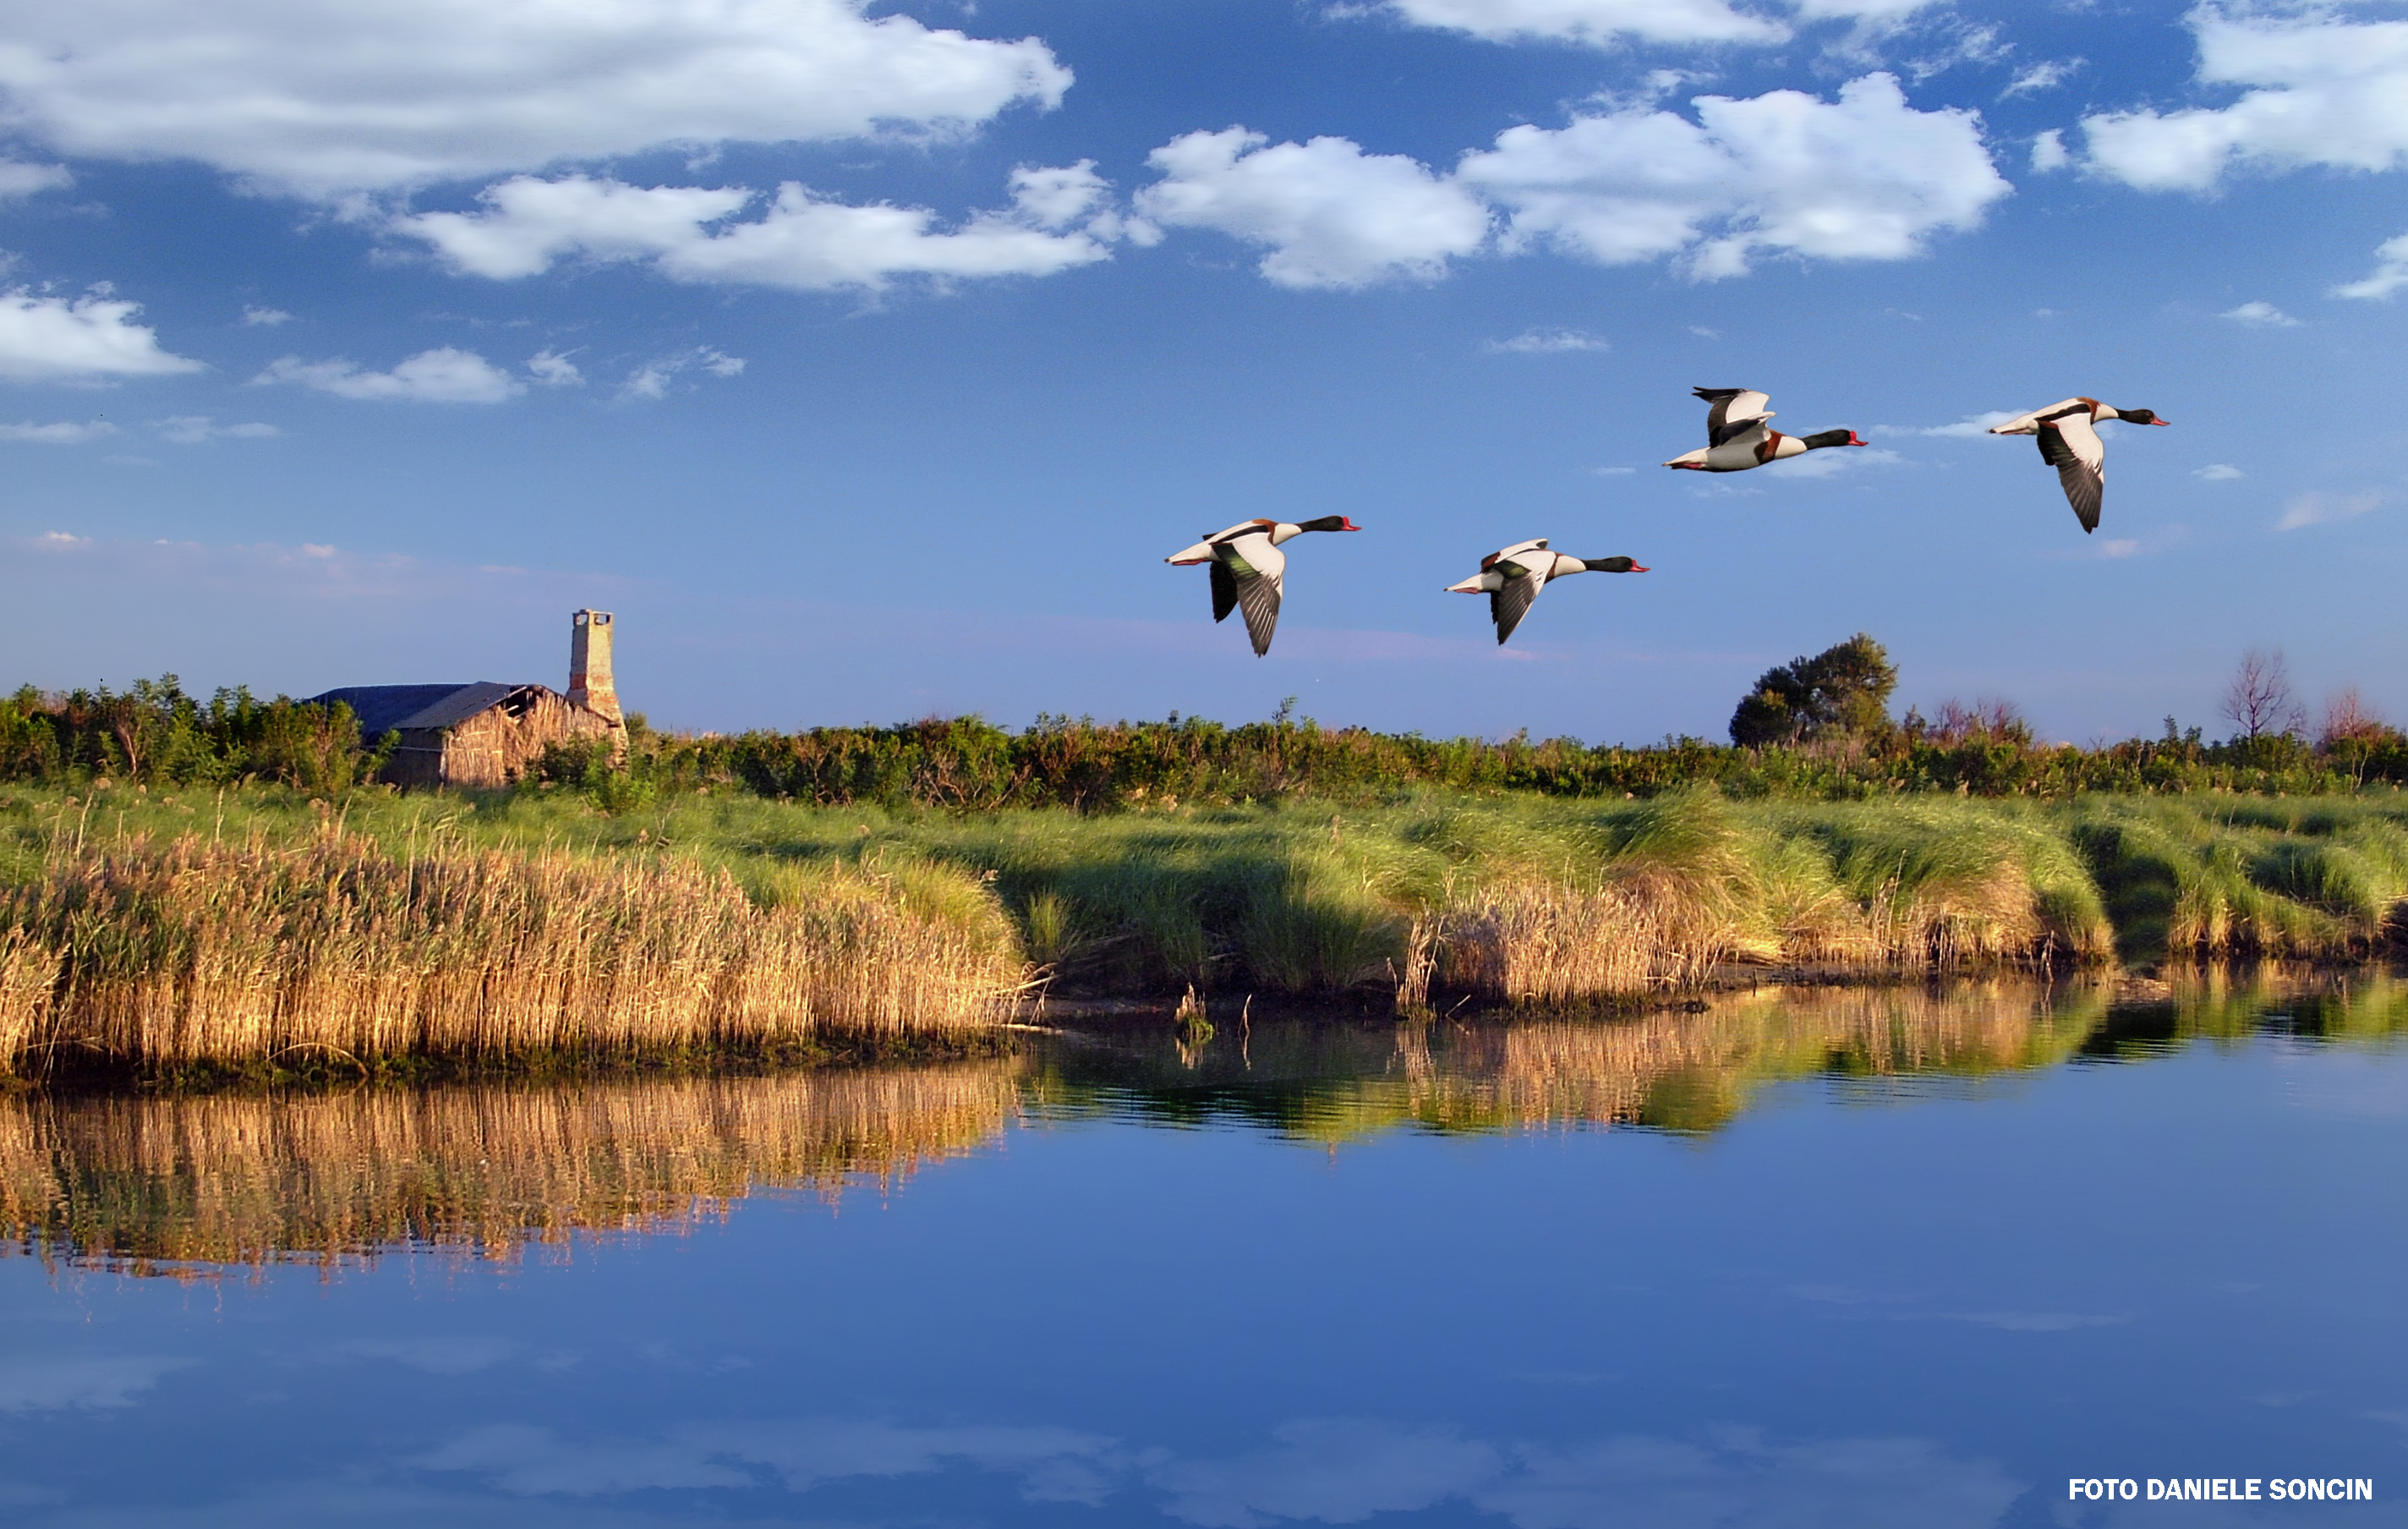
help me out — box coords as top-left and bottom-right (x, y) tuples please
(1209, 560), (1239, 622)
(1695, 387), (1771, 446)
(2038, 413), (2106, 533)
(1489, 562), (1541, 645)
(1234, 567), (1283, 655)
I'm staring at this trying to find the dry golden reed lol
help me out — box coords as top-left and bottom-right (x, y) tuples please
(1387, 978), (2102, 1135)
(0, 831), (1026, 1074)
(0, 1062), (1018, 1274)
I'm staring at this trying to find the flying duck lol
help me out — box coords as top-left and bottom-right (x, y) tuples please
(1164, 516), (1360, 656)
(1447, 540), (1647, 645)
(1665, 387), (1865, 473)
(1985, 397), (2169, 534)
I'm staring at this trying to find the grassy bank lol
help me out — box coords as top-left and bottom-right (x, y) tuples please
(3, 785), (2405, 1078)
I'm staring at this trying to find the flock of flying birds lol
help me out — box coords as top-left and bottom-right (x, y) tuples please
(1165, 386), (2170, 655)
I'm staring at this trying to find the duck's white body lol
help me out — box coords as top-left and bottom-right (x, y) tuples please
(1164, 516), (1358, 655)
(1988, 397), (2169, 534)
(1665, 387), (1863, 473)
(1446, 539), (1646, 644)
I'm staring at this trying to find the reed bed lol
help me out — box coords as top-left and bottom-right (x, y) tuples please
(0, 825), (1025, 1075)
(1, 786), (2403, 1040)
(0, 1061), (1017, 1274)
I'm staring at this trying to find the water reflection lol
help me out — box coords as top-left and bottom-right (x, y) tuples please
(4, 967), (2402, 1274)
(1032, 967), (2408, 1142)
(0, 1063), (1017, 1274)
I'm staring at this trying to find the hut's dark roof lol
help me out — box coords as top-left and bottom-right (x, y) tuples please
(309, 682), (534, 733)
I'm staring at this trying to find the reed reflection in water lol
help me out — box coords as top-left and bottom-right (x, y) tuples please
(0, 1061), (1018, 1275)
(1027, 966), (2408, 1143)
(6, 967), (2401, 1275)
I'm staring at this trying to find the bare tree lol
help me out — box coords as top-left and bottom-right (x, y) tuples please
(2320, 687), (2389, 748)
(2221, 649), (2305, 741)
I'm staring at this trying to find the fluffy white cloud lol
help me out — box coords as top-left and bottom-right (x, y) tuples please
(1486, 327), (1609, 353)
(1136, 129), (1490, 289)
(2334, 233), (2408, 299)
(1371, 0), (1945, 49)
(0, 162), (69, 198)
(526, 349), (584, 387)
(257, 347), (523, 403)
(2082, 10), (2408, 191)
(2029, 129), (2070, 173)
(240, 305), (293, 326)
(0, 0), (1072, 199)
(2195, 463), (2244, 481)
(1456, 73), (2007, 278)
(393, 165), (1130, 291)
(0, 418), (114, 442)
(1380, 0), (1784, 47)
(0, 290), (204, 381)
(2221, 299), (2299, 326)
(155, 415), (278, 443)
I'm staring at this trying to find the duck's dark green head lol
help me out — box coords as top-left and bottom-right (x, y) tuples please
(2115, 408), (2168, 426)
(1798, 429), (1866, 450)
(1296, 515), (1360, 533)
(1581, 556), (1648, 573)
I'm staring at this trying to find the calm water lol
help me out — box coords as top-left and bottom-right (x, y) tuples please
(4, 970), (2407, 1526)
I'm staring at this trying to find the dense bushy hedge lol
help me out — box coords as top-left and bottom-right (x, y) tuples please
(0, 679), (374, 794)
(9, 677), (2408, 806)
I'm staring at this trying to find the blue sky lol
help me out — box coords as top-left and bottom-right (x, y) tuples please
(1, 0), (2403, 745)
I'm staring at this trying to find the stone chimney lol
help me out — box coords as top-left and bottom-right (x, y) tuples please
(568, 609), (622, 726)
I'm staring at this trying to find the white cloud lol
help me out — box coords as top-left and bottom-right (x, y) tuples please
(1148, 1419), (1502, 1526)
(155, 414), (279, 443)
(2220, 299), (2298, 326)
(393, 165), (1129, 292)
(2334, 233), (2408, 299)
(32, 529), (86, 546)
(2082, 10), (2408, 192)
(0, 0), (1073, 199)
(526, 349), (583, 387)
(1486, 327), (1609, 353)
(2098, 538), (2141, 558)
(1454, 74), (2008, 279)
(1475, 1432), (2021, 1529)
(0, 1356), (191, 1412)
(1378, 0), (1786, 48)
(0, 290), (205, 381)
(1136, 129), (1490, 289)
(257, 347), (523, 403)
(2029, 129), (2069, 173)
(2001, 59), (2080, 99)
(2276, 490), (2383, 531)
(0, 418), (115, 442)
(2195, 463), (2244, 481)
(1869, 409), (2013, 438)
(620, 348), (746, 401)
(0, 161), (69, 198)
(240, 304), (293, 326)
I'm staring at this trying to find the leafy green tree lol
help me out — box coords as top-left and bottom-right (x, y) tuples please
(1729, 633), (1897, 747)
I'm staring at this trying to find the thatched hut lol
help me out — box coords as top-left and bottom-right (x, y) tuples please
(310, 610), (626, 789)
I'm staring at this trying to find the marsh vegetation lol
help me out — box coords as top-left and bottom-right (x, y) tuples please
(1, 782), (2404, 1077)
